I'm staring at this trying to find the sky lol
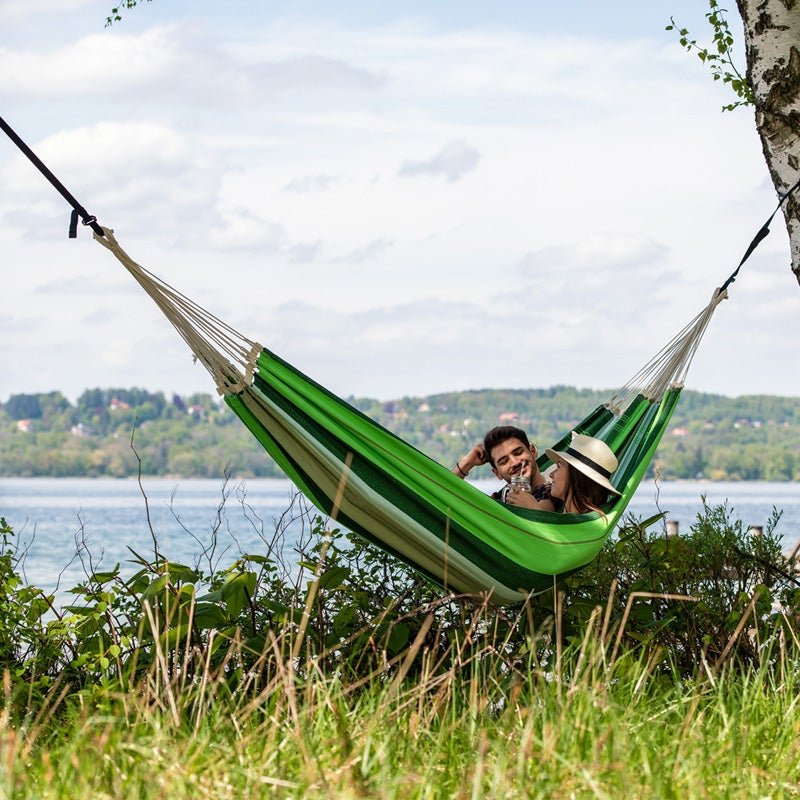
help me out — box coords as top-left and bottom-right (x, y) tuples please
(2, 0), (798, 404)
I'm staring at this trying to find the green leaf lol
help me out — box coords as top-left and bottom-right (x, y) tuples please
(221, 572), (255, 618)
(142, 574), (170, 600)
(386, 623), (410, 654)
(193, 602), (228, 630)
(160, 624), (190, 649)
(241, 554), (273, 566)
(332, 605), (357, 635)
(91, 565), (120, 584)
(318, 566), (350, 590)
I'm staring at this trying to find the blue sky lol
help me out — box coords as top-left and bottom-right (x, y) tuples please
(2, 0), (797, 403)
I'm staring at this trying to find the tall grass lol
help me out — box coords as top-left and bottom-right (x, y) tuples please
(3, 596), (800, 799)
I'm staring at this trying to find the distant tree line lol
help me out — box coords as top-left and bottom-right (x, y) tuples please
(2, 386), (799, 480)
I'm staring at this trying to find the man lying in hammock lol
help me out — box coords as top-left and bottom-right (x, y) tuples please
(454, 426), (621, 514)
(453, 426), (555, 511)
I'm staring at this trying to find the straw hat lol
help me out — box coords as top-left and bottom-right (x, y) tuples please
(545, 433), (621, 496)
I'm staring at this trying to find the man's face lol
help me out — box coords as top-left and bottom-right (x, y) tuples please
(489, 438), (533, 483)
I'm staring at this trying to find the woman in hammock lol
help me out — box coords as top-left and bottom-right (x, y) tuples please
(536, 432), (621, 514)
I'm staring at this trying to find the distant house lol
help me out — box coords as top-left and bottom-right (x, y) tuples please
(16, 419), (33, 433)
(70, 423), (94, 437)
(671, 427), (688, 438)
(417, 403), (430, 413)
(109, 397), (131, 411)
(498, 412), (518, 422)
(187, 405), (206, 419)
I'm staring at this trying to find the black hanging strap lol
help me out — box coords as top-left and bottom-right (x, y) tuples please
(718, 175), (800, 293)
(0, 114), (105, 238)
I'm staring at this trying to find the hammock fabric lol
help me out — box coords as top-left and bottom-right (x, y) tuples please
(93, 229), (726, 604)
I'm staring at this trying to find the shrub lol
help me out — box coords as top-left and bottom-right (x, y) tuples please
(1, 495), (798, 721)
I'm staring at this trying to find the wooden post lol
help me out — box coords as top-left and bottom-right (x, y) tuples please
(666, 520), (679, 537)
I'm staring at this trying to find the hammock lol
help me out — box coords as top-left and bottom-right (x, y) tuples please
(3, 114), (794, 603)
(92, 229), (723, 604)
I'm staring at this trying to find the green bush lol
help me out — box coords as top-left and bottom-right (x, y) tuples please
(1, 495), (798, 721)
(558, 501), (796, 674)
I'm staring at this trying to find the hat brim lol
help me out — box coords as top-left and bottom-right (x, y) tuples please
(545, 448), (622, 497)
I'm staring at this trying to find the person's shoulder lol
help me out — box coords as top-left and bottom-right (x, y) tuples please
(532, 483), (551, 501)
(533, 482), (563, 511)
(490, 486), (508, 502)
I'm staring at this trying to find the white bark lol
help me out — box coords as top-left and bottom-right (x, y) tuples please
(736, 0), (800, 282)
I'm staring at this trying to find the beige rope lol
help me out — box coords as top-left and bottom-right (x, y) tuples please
(93, 227), (262, 395)
(607, 288), (727, 411)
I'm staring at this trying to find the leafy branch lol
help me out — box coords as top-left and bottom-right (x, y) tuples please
(666, 0), (754, 112)
(106, 0), (151, 28)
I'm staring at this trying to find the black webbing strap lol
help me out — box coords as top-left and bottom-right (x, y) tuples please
(719, 175), (800, 293)
(0, 114), (105, 238)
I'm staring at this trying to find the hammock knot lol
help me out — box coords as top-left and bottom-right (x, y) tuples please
(244, 342), (263, 386)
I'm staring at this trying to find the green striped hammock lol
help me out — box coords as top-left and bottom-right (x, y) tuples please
(95, 229), (726, 604)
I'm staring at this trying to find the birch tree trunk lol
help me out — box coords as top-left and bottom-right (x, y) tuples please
(736, 0), (800, 281)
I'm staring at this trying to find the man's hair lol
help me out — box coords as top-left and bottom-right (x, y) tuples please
(483, 426), (530, 467)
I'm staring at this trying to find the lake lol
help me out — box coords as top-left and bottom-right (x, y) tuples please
(1, 477), (799, 595)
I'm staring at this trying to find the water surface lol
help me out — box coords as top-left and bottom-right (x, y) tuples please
(2, 477), (798, 595)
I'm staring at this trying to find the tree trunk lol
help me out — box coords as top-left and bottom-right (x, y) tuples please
(736, 0), (800, 282)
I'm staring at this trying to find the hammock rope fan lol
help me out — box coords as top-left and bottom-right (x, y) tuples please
(3, 115), (798, 604)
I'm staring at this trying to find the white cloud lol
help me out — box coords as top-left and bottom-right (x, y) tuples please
(0, 26), (193, 97)
(244, 56), (385, 95)
(0, 0), (92, 22)
(205, 208), (285, 252)
(399, 140), (481, 182)
(283, 174), (340, 193)
(333, 238), (393, 264)
(520, 233), (668, 275)
(2, 121), (222, 240)
(34, 274), (138, 295)
(288, 240), (322, 263)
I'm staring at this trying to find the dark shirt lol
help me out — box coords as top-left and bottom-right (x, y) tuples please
(491, 482), (553, 504)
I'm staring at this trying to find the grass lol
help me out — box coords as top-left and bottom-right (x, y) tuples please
(3, 605), (800, 799)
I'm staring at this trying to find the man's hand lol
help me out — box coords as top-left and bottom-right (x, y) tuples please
(505, 488), (538, 509)
(453, 442), (488, 478)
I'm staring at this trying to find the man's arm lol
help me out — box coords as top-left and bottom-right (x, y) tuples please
(453, 443), (487, 479)
(505, 486), (555, 512)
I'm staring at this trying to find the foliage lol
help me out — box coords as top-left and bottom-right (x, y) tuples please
(666, 0), (754, 111)
(4, 643), (800, 798)
(105, 0), (151, 27)
(1, 490), (799, 725)
(2, 493), (800, 796)
(561, 503), (798, 675)
(3, 385), (800, 480)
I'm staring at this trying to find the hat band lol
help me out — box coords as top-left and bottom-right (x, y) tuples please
(565, 447), (612, 479)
